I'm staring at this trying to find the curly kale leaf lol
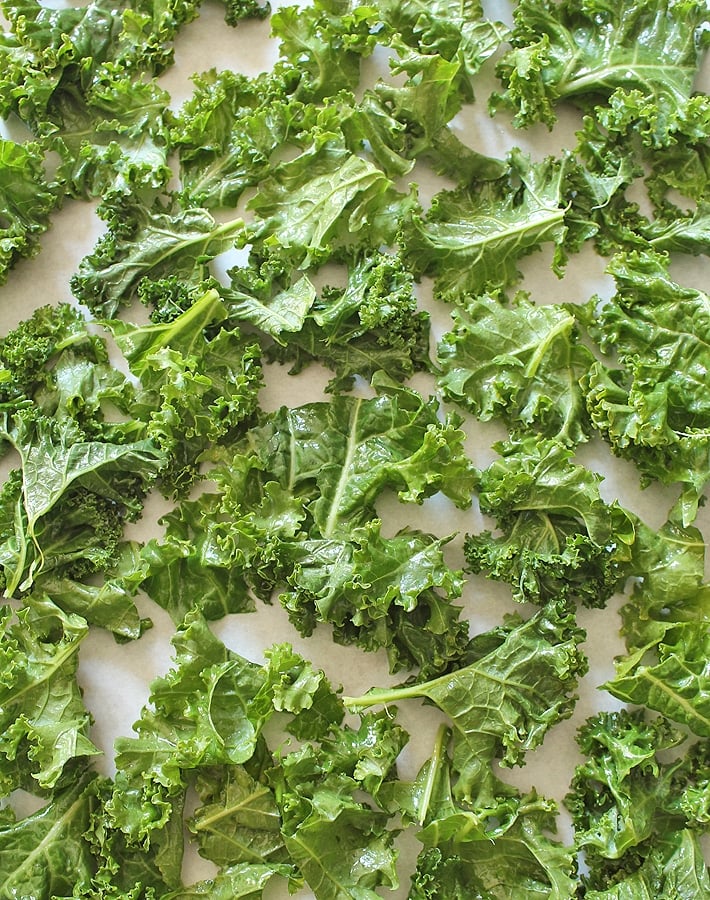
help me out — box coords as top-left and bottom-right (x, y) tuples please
(0, 407), (163, 597)
(372, 43), (507, 183)
(345, 600), (588, 802)
(376, 0), (508, 78)
(567, 709), (710, 893)
(256, 250), (431, 391)
(464, 437), (635, 607)
(0, 302), (131, 419)
(583, 830), (710, 899)
(246, 135), (417, 268)
(71, 201), (246, 317)
(0, 597), (99, 795)
(108, 617), (340, 848)
(403, 150), (571, 300)
(47, 69), (173, 203)
(279, 520), (469, 679)
(188, 764), (288, 868)
(161, 862), (292, 899)
(437, 293), (595, 445)
(493, 0), (710, 147)
(388, 724), (577, 899)
(580, 249), (710, 525)
(270, 0), (379, 100)
(269, 710), (406, 899)
(0, 139), (58, 283)
(140, 493), (256, 625)
(170, 69), (312, 210)
(605, 621), (710, 738)
(233, 375), (475, 536)
(108, 288), (262, 495)
(0, 0), (126, 125)
(141, 378), (474, 675)
(0, 769), (99, 898)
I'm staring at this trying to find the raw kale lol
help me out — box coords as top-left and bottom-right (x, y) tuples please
(403, 740), (577, 897)
(566, 708), (710, 893)
(245, 133), (418, 267)
(493, 0), (710, 147)
(107, 287), (263, 495)
(0, 769), (99, 898)
(0, 597), (99, 795)
(403, 150), (571, 299)
(169, 68), (308, 209)
(344, 599), (588, 800)
(579, 249), (710, 525)
(437, 292), (595, 445)
(0, 139), (58, 283)
(0, 0), (709, 894)
(141, 377), (474, 676)
(70, 200), (247, 317)
(464, 437), (635, 607)
(375, 0), (508, 79)
(253, 249), (431, 391)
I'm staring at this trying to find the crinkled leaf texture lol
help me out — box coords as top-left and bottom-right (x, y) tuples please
(109, 614), (341, 850)
(465, 437), (635, 607)
(567, 708), (710, 894)
(345, 599), (588, 801)
(71, 202), (246, 317)
(494, 0), (710, 146)
(246, 137), (417, 267)
(0, 408), (164, 597)
(0, 770), (98, 899)
(437, 293), (594, 445)
(108, 288), (263, 495)
(0, 140), (58, 282)
(581, 249), (710, 524)
(270, 711), (407, 900)
(0, 597), (99, 795)
(404, 150), (570, 299)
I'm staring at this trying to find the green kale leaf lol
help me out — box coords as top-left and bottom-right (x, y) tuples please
(71, 202), (246, 317)
(567, 709), (710, 893)
(108, 288), (262, 495)
(403, 150), (570, 300)
(0, 597), (99, 795)
(493, 0), (710, 147)
(464, 437), (635, 607)
(580, 249), (710, 525)
(0, 139), (58, 283)
(0, 769), (99, 898)
(437, 293), (595, 445)
(257, 250), (431, 391)
(344, 599), (587, 802)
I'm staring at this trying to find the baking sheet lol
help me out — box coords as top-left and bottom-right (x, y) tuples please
(1, 0), (709, 895)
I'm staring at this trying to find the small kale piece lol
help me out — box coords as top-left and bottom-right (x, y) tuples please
(259, 250), (431, 391)
(269, 710), (406, 898)
(270, 0), (379, 100)
(245, 135), (418, 268)
(493, 0), (710, 147)
(0, 597), (99, 796)
(0, 769), (99, 898)
(376, 0), (508, 79)
(0, 139), (58, 283)
(437, 293), (595, 445)
(403, 150), (570, 300)
(345, 599), (588, 802)
(464, 437), (635, 607)
(108, 288), (262, 496)
(567, 709), (710, 893)
(71, 200), (247, 318)
(0, 407), (163, 597)
(580, 249), (710, 525)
